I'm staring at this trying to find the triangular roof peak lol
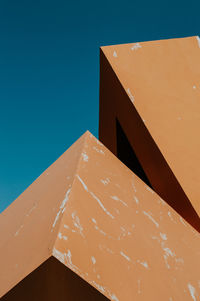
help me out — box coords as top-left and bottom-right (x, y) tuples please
(1, 132), (200, 300)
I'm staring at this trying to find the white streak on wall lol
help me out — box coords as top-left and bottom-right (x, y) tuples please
(93, 146), (105, 155)
(196, 36), (200, 48)
(76, 175), (88, 191)
(99, 244), (114, 254)
(163, 254), (170, 269)
(66, 250), (73, 266)
(160, 233), (167, 240)
(91, 256), (96, 264)
(188, 283), (196, 301)
(131, 43), (142, 50)
(101, 178), (110, 185)
(132, 177), (137, 192)
(72, 211), (85, 238)
(77, 175), (115, 218)
(118, 226), (128, 240)
(65, 249), (80, 273)
(91, 218), (97, 224)
(15, 203), (37, 236)
(110, 294), (119, 301)
(15, 224), (24, 236)
(157, 197), (166, 206)
(120, 251), (131, 261)
(179, 216), (187, 227)
(143, 211), (159, 228)
(51, 187), (71, 230)
(134, 196), (139, 204)
(53, 247), (65, 264)
(106, 247), (114, 254)
(146, 186), (154, 193)
(26, 203), (37, 217)
(82, 152), (89, 162)
(95, 225), (107, 236)
(90, 280), (106, 294)
(168, 211), (176, 223)
(162, 243), (176, 269)
(163, 247), (175, 257)
(127, 88), (135, 103)
(90, 191), (114, 219)
(58, 232), (68, 241)
(137, 260), (149, 269)
(113, 51), (117, 57)
(90, 284), (119, 301)
(111, 195), (128, 207)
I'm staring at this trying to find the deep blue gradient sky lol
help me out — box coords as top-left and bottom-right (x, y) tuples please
(0, 0), (199, 212)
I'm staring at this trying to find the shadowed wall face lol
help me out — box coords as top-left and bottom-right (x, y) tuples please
(116, 119), (152, 188)
(1, 132), (200, 301)
(99, 44), (200, 232)
(1, 257), (109, 301)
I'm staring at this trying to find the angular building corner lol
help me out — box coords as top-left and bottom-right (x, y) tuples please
(99, 36), (200, 232)
(1, 36), (200, 301)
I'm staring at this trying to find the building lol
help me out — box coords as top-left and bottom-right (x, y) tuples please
(1, 36), (200, 300)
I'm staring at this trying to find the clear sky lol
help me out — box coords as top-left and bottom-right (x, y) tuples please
(0, 0), (199, 212)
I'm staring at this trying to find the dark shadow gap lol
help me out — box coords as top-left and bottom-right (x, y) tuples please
(116, 119), (152, 188)
(1, 257), (109, 301)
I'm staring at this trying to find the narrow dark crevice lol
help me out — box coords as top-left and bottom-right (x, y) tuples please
(116, 119), (152, 188)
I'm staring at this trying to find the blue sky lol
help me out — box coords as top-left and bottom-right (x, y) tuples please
(0, 0), (199, 212)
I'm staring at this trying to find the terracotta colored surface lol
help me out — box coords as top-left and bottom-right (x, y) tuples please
(1, 131), (200, 300)
(0, 133), (86, 297)
(99, 36), (200, 231)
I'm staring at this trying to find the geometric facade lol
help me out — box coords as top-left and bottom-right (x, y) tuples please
(1, 37), (200, 300)
(1, 131), (200, 300)
(100, 36), (200, 232)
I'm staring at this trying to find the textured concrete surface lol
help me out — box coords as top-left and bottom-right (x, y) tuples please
(99, 36), (200, 231)
(0, 133), (87, 297)
(1, 131), (200, 300)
